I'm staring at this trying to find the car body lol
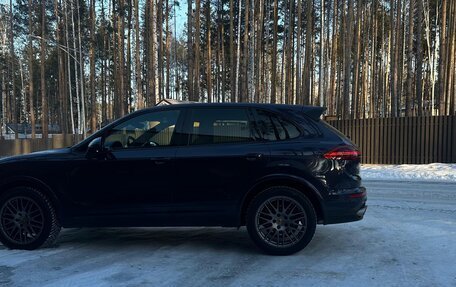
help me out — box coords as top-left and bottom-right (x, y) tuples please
(0, 103), (367, 254)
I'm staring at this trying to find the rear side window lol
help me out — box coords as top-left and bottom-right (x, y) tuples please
(254, 109), (318, 141)
(186, 108), (255, 145)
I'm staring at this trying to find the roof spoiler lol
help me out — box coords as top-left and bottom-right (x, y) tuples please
(301, 106), (326, 120)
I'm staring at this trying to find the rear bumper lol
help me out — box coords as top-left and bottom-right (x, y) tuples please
(322, 186), (367, 225)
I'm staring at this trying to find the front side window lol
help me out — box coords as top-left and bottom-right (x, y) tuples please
(187, 108), (255, 145)
(104, 110), (181, 149)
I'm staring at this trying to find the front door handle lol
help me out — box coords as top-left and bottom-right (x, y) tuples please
(245, 153), (263, 161)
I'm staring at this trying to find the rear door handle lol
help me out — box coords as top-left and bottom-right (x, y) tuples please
(245, 153), (263, 161)
(150, 157), (172, 165)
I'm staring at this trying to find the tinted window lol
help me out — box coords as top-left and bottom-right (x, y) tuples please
(254, 109), (302, 141)
(104, 110), (181, 149)
(187, 108), (255, 145)
(286, 110), (321, 137)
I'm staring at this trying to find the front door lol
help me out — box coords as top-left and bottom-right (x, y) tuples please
(68, 109), (184, 219)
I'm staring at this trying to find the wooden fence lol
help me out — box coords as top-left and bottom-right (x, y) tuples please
(0, 134), (83, 157)
(328, 116), (456, 164)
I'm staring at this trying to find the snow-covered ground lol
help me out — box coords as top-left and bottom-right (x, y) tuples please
(0, 180), (455, 287)
(361, 163), (456, 182)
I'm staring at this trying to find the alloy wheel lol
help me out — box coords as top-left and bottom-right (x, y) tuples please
(0, 196), (45, 245)
(255, 196), (307, 248)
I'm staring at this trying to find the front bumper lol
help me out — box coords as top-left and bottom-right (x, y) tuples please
(322, 186), (367, 224)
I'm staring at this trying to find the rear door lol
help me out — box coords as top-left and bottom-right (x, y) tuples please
(173, 107), (270, 225)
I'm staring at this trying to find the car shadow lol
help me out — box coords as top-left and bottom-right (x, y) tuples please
(0, 225), (368, 256)
(55, 227), (260, 255)
(51, 225), (366, 256)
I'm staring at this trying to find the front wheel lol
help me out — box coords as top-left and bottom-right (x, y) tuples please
(246, 187), (317, 255)
(0, 187), (61, 250)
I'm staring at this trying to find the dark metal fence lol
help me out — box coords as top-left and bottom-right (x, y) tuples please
(327, 116), (456, 164)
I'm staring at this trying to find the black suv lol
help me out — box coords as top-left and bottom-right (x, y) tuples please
(0, 103), (366, 255)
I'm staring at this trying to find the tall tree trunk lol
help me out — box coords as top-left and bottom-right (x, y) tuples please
(118, 0), (126, 116)
(166, 0), (171, 99)
(55, 0), (68, 134)
(241, 0), (250, 102)
(286, 0), (295, 105)
(195, 0), (201, 100)
(135, 0), (143, 109)
(127, 2), (132, 112)
(90, 0), (97, 132)
(220, 1), (226, 103)
(343, 0), (354, 118)
(270, 0), (278, 103)
(187, 1), (194, 101)
(229, 0), (235, 102)
(446, 0), (456, 114)
(235, 0), (242, 102)
(40, 0), (48, 138)
(101, 2), (107, 121)
(254, 0), (263, 103)
(295, 0), (302, 105)
(352, 0), (362, 119)
(157, 0), (164, 100)
(248, 0), (255, 102)
(406, 0), (415, 116)
(329, 0), (339, 116)
(146, 0), (157, 105)
(71, 0), (81, 132)
(438, 0), (447, 114)
(206, 0), (212, 102)
(77, 0), (86, 132)
(9, 0), (17, 138)
(302, 0), (314, 105)
(64, 0), (75, 133)
(318, 0), (325, 108)
(391, 0), (402, 117)
(28, 0), (36, 138)
(416, 0), (423, 115)
(370, 0), (378, 118)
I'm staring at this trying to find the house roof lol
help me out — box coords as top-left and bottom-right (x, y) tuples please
(5, 123), (62, 134)
(155, 99), (195, 106)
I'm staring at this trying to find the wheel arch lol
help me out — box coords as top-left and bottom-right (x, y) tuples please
(239, 175), (325, 226)
(0, 176), (61, 218)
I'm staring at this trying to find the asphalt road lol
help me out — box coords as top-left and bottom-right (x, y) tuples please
(0, 180), (455, 287)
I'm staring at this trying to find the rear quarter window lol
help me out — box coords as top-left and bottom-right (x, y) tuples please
(254, 109), (318, 141)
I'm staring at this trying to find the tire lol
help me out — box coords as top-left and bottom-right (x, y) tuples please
(0, 187), (61, 250)
(246, 186), (317, 255)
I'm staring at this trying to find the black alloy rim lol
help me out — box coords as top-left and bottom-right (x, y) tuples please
(255, 196), (307, 248)
(0, 197), (45, 245)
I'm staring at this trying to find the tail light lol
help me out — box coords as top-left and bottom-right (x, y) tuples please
(324, 146), (361, 161)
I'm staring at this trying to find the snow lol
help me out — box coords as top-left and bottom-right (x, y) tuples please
(361, 163), (456, 182)
(0, 181), (455, 286)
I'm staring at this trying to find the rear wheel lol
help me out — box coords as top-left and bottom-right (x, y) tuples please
(246, 186), (317, 255)
(0, 187), (61, 250)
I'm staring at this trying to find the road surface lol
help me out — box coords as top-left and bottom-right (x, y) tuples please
(0, 180), (455, 287)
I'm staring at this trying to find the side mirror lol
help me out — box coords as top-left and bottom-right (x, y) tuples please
(86, 137), (105, 159)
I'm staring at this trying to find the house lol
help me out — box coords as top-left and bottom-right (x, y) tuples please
(155, 99), (195, 106)
(2, 123), (62, 139)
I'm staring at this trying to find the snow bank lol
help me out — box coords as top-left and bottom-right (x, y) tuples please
(361, 163), (456, 182)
